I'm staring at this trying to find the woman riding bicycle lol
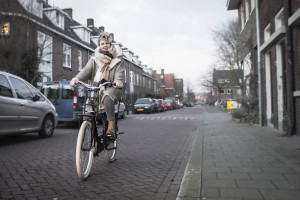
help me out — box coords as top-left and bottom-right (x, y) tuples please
(70, 32), (124, 136)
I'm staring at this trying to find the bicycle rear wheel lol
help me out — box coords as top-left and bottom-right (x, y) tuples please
(76, 121), (94, 179)
(104, 133), (118, 163)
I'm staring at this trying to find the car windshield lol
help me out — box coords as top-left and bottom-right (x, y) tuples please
(135, 99), (149, 104)
(41, 84), (59, 99)
(164, 99), (171, 103)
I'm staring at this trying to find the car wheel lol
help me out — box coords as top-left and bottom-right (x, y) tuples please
(39, 115), (54, 138)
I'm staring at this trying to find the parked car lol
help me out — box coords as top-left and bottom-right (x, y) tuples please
(164, 99), (174, 110)
(115, 101), (126, 119)
(219, 99), (227, 108)
(41, 81), (84, 124)
(174, 99), (181, 109)
(165, 97), (179, 109)
(0, 71), (58, 138)
(152, 99), (163, 112)
(179, 100), (184, 108)
(158, 99), (167, 111)
(41, 81), (126, 123)
(185, 102), (194, 107)
(133, 98), (154, 114)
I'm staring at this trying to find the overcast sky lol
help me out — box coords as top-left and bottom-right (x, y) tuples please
(52, 0), (237, 93)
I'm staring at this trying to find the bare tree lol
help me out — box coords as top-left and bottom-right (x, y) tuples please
(211, 18), (259, 123)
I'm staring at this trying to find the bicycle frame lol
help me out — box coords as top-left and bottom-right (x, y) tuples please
(75, 81), (123, 179)
(77, 81), (119, 155)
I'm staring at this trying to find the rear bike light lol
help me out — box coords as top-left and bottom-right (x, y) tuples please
(73, 90), (77, 109)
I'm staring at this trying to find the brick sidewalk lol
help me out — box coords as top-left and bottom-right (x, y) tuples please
(177, 106), (300, 200)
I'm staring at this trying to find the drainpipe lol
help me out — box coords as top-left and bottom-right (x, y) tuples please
(285, 0), (295, 136)
(255, 0), (262, 126)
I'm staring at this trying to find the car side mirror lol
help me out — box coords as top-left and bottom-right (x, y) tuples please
(32, 94), (40, 101)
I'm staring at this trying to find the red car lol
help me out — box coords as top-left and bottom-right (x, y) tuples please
(158, 99), (167, 112)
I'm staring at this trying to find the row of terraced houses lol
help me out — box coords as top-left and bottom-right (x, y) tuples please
(227, 0), (300, 135)
(0, 0), (184, 105)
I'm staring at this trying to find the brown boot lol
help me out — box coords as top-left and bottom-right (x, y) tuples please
(106, 121), (116, 136)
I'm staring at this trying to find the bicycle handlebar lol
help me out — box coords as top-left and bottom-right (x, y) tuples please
(75, 81), (115, 90)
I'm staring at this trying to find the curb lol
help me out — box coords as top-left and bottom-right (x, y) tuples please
(176, 124), (204, 199)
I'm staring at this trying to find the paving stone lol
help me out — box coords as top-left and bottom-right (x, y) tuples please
(220, 188), (262, 199)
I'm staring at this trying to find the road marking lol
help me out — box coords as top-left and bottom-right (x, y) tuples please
(135, 116), (195, 121)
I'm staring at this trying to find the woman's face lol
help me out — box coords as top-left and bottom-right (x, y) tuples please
(99, 39), (111, 51)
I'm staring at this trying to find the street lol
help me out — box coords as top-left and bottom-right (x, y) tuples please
(0, 106), (203, 200)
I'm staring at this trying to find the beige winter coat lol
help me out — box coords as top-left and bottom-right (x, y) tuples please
(72, 46), (124, 105)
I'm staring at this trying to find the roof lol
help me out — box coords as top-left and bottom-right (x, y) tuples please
(227, 0), (241, 10)
(4, 0), (96, 51)
(213, 69), (243, 87)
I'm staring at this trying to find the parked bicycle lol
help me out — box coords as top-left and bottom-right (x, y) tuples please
(75, 81), (124, 180)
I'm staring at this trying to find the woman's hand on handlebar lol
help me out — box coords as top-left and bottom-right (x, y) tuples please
(113, 81), (123, 89)
(70, 78), (78, 87)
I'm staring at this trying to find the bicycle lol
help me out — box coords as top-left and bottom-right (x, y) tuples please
(75, 81), (124, 180)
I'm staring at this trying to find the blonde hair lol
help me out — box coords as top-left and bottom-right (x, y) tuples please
(97, 32), (113, 46)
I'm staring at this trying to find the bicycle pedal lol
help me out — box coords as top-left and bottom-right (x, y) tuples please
(118, 132), (125, 134)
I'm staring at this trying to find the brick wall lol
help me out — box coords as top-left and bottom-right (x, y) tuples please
(293, 25), (300, 135)
(259, 0), (284, 44)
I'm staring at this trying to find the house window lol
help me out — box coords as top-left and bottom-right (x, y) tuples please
(275, 8), (284, 30)
(264, 24), (271, 42)
(78, 50), (82, 71)
(136, 74), (139, 86)
(220, 89), (225, 94)
(1, 22), (10, 35)
(227, 89), (233, 94)
(37, 31), (53, 66)
(130, 71), (133, 84)
(218, 79), (224, 83)
(143, 77), (145, 87)
(63, 44), (71, 68)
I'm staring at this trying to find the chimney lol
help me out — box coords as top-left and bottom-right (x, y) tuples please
(87, 18), (94, 27)
(161, 69), (164, 75)
(122, 49), (133, 61)
(112, 42), (123, 56)
(99, 26), (104, 32)
(63, 8), (72, 18)
(132, 55), (139, 63)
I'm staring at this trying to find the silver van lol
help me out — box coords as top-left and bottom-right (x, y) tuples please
(0, 71), (58, 138)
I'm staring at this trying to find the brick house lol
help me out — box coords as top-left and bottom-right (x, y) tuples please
(0, 0), (95, 84)
(155, 69), (181, 98)
(212, 69), (243, 100)
(227, 0), (300, 135)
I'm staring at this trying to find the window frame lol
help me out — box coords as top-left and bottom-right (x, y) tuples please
(1, 22), (10, 36)
(78, 50), (82, 71)
(275, 8), (284, 30)
(264, 24), (271, 42)
(63, 43), (71, 68)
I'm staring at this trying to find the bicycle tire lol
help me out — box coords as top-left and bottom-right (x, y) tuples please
(76, 121), (94, 179)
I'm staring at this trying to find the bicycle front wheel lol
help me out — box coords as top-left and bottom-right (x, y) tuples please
(76, 121), (94, 179)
